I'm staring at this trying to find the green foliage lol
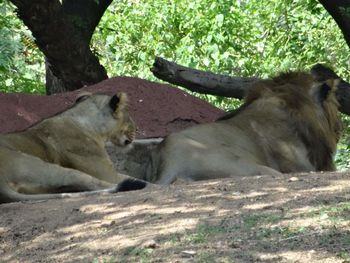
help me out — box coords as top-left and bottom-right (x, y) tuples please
(336, 115), (350, 170)
(93, 0), (348, 79)
(0, 1), (45, 93)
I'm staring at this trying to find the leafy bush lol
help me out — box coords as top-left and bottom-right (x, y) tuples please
(93, 0), (348, 79)
(0, 1), (45, 93)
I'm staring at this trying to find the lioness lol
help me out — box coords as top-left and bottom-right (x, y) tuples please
(145, 72), (341, 184)
(0, 92), (146, 204)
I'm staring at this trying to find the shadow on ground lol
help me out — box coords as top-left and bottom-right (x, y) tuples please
(1, 171), (350, 263)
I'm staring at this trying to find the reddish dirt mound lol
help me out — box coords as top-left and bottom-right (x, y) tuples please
(0, 77), (224, 138)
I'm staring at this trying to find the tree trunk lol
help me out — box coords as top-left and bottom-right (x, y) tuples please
(10, 0), (112, 94)
(318, 0), (350, 48)
(45, 58), (66, 94)
(152, 57), (350, 116)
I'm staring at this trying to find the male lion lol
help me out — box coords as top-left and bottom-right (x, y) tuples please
(0, 92), (146, 204)
(144, 71), (341, 185)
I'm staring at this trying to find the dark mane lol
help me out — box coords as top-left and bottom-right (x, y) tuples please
(218, 71), (340, 171)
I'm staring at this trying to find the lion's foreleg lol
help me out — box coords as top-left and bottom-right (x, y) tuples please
(6, 151), (113, 193)
(1, 178), (148, 204)
(0, 150), (148, 203)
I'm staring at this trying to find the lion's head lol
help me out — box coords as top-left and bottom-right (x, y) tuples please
(244, 71), (341, 171)
(71, 92), (136, 147)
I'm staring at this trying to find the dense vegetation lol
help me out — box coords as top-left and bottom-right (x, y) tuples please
(0, 0), (349, 168)
(0, 2), (44, 93)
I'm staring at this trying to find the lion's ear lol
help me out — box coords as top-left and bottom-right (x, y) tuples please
(318, 79), (339, 102)
(319, 83), (331, 102)
(109, 92), (127, 112)
(109, 94), (120, 112)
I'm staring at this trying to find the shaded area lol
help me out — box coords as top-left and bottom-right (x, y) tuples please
(1, 172), (349, 262)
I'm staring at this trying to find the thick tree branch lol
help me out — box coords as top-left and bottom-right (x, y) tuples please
(151, 57), (350, 116)
(151, 57), (258, 99)
(10, 0), (108, 94)
(318, 0), (350, 48)
(62, 0), (113, 42)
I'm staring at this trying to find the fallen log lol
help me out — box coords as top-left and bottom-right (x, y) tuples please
(151, 57), (257, 99)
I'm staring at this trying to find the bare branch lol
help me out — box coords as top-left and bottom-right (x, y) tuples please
(151, 57), (257, 99)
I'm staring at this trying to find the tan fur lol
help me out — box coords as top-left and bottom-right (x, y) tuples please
(0, 93), (141, 204)
(145, 72), (341, 185)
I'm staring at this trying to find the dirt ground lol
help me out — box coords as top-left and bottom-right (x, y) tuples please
(1, 171), (350, 263)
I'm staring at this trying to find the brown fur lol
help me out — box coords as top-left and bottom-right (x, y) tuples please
(244, 72), (340, 171)
(145, 71), (341, 185)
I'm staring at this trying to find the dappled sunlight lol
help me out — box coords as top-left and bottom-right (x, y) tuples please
(243, 200), (283, 210)
(278, 250), (343, 263)
(257, 250), (340, 263)
(0, 188), (219, 262)
(58, 220), (109, 239)
(1, 171), (350, 262)
(263, 186), (289, 193)
(280, 202), (350, 229)
(193, 192), (225, 200)
(299, 184), (346, 194)
(82, 217), (200, 250)
(287, 206), (319, 220)
(80, 202), (159, 217)
(242, 191), (269, 198)
(80, 199), (216, 221)
(284, 214), (349, 229)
